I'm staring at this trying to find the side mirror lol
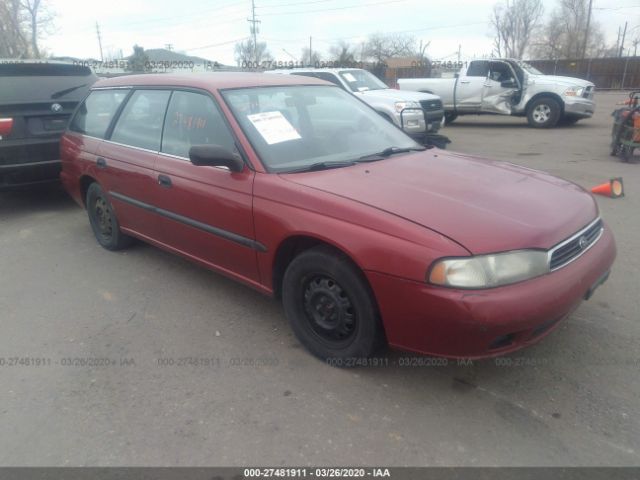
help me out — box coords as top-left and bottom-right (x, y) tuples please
(501, 80), (518, 88)
(189, 144), (244, 172)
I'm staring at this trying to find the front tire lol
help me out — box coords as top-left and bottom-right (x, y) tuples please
(282, 246), (384, 362)
(86, 182), (132, 251)
(444, 112), (458, 125)
(527, 97), (561, 128)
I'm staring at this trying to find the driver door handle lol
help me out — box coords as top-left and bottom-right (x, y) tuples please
(459, 80), (470, 84)
(158, 174), (172, 188)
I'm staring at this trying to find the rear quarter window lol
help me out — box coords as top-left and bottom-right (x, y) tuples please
(69, 90), (128, 139)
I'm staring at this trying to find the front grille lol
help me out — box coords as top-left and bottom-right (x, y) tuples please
(549, 219), (603, 270)
(583, 86), (595, 99)
(420, 99), (443, 112)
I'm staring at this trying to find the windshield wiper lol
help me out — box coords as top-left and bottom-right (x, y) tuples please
(357, 146), (426, 162)
(287, 160), (357, 173)
(51, 84), (87, 99)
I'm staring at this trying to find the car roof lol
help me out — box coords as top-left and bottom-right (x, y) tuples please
(267, 68), (361, 75)
(93, 72), (331, 90)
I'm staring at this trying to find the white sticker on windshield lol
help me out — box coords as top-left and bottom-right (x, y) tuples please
(342, 72), (357, 82)
(246, 111), (301, 145)
(357, 87), (370, 92)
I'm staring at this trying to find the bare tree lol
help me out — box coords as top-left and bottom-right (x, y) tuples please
(300, 47), (321, 66)
(364, 33), (417, 62)
(20, 0), (54, 58)
(531, 0), (609, 59)
(490, 0), (543, 59)
(328, 41), (356, 65)
(0, 0), (30, 57)
(234, 39), (273, 66)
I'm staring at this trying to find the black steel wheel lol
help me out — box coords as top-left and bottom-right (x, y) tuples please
(282, 246), (384, 362)
(86, 182), (132, 250)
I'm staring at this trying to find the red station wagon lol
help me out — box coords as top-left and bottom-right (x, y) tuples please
(60, 73), (616, 362)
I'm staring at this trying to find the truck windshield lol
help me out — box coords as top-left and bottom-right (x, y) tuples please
(338, 70), (388, 92)
(517, 61), (543, 75)
(222, 85), (419, 173)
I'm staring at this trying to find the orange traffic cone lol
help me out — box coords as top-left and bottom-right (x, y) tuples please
(591, 178), (624, 198)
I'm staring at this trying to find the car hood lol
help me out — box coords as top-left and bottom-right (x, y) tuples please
(356, 88), (440, 102)
(281, 150), (597, 254)
(528, 74), (594, 88)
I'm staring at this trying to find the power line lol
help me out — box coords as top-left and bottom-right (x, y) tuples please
(258, 0), (411, 17)
(183, 37), (250, 52)
(256, 0), (340, 8)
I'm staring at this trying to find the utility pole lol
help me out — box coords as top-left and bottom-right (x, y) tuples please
(619, 21), (628, 57)
(457, 44), (461, 63)
(95, 22), (104, 62)
(581, 0), (593, 59)
(165, 44), (173, 51)
(309, 36), (312, 66)
(247, 0), (261, 64)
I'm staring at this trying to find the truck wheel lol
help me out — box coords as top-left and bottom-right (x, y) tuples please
(86, 182), (133, 251)
(527, 97), (561, 128)
(560, 116), (580, 126)
(282, 246), (385, 364)
(444, 112), (458, 125)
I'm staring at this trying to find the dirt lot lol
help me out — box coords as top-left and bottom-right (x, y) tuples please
(0, 92), (638, 466)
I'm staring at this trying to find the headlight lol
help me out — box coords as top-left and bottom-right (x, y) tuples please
(428, 250), (549, 288)
(564, 86), (585, 97)
(394, 101), (421, 113)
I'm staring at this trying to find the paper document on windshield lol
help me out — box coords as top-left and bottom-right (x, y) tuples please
(247, 111), (301, 145)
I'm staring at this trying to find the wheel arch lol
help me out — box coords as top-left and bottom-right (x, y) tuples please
(525, 92), (565, 116)
(271, 234), (370, 300)
(79, 174), (98, 207)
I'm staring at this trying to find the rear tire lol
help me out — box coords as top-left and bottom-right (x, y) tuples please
(527, 97), (561, 128)
(282, 246), (384, 363)
(86, 182), (133, 251)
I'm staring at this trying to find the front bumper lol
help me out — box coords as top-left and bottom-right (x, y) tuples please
(0, 138), (61, 189)
(564, 96), (596, 119)
(398, 108), (445, 136)
(367, 224), (616, 359)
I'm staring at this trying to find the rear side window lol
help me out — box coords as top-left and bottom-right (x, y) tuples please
(69, 90), (128, 139)
(110, 90), (171, 151)
(466, 61), (490, 77)
(161, 91), (238, 158)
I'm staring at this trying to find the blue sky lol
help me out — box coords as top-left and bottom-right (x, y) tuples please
(45, 0), (640, 64)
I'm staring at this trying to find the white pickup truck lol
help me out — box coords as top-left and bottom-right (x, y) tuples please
(398, 59), (595, 128)
(267, 68), (445, 141)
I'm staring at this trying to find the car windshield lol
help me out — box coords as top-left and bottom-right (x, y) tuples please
(338, 69), (388, 92)
(222, 85), (420, 173)
(517, 61), (543, 75)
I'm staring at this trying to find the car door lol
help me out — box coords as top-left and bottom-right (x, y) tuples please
(98, 89), (171, 239)
(481, 61), (519, 114)
(455, 60), (489, 111)
(152, 89), (259, 283)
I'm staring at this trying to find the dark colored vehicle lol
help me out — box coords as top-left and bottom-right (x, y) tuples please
(0, 61), (97, 189)
(60, 73), (616, 362)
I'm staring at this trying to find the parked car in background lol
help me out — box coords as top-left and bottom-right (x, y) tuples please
(61, 73), (615, 362)
(0, 61), (97, 189)
(267, 68), (446, 143)
(398, 59), (595, 128)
